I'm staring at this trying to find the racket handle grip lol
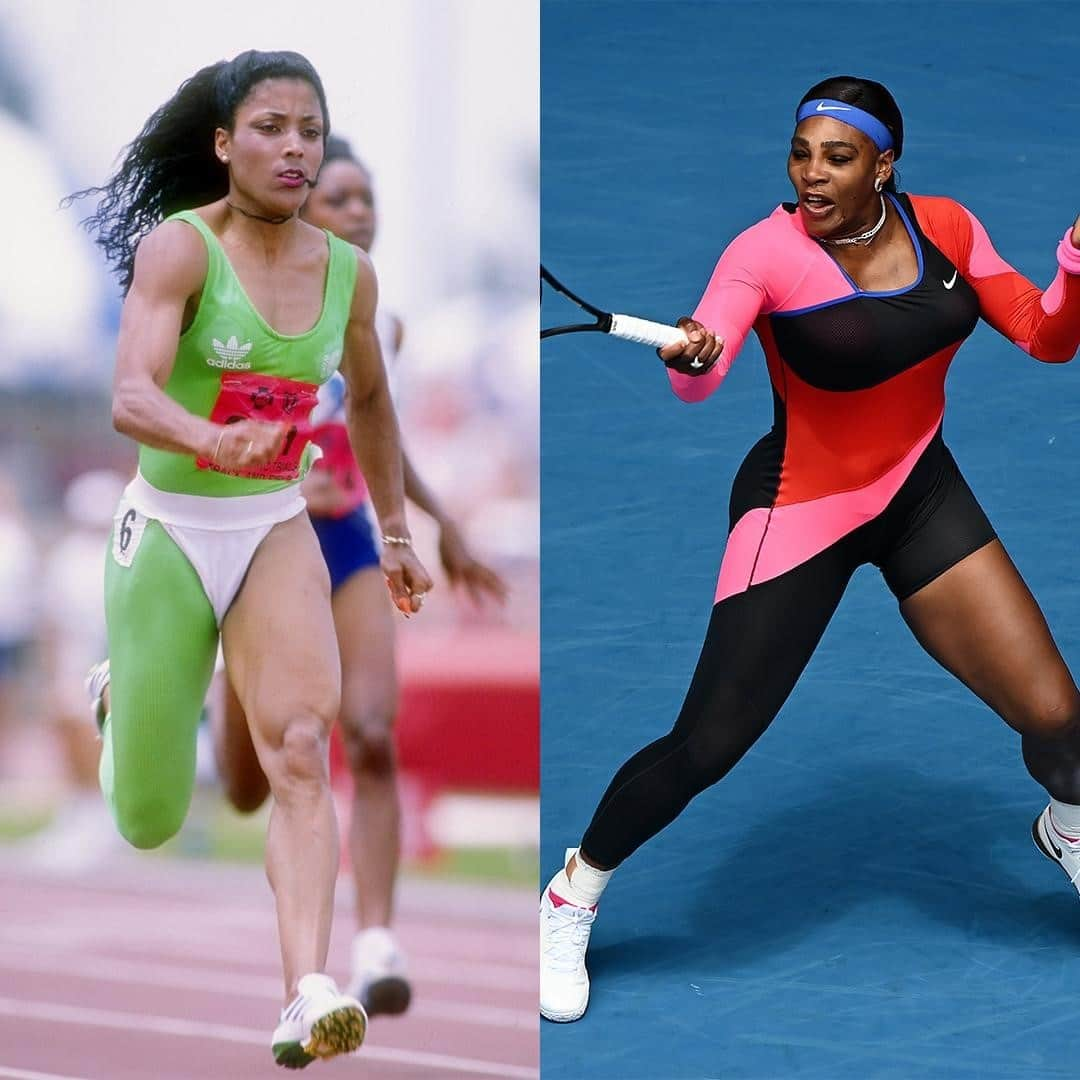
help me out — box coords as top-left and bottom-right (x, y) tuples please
(609, 314), (688, 349)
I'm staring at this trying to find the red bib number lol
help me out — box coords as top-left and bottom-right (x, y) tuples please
(197, 373), (319, 480)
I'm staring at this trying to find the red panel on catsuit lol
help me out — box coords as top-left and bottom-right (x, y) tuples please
(757, 320), (953, 505)
(673, 193), (1080, 603)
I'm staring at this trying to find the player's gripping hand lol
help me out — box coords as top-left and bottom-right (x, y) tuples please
(658, 317), (723, 376)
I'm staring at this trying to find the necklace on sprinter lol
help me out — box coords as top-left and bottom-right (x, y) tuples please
(226, 200), (294, 226)
(820, 195), (887, 247)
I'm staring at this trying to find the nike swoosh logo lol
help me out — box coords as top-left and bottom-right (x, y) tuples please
(1043, 812), (1065, 859)
(815, 102), (851, 112)
(943, 270), (958, 290)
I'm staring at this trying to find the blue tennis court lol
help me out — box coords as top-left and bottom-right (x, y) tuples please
(541, 2), (1080, 1076)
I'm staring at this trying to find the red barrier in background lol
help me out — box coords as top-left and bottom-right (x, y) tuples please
(330, 629), (538, 859)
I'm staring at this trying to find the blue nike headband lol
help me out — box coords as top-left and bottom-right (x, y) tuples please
(795, 99), (894, 153)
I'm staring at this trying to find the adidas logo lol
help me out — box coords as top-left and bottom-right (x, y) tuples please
(207, 335), (253, 370)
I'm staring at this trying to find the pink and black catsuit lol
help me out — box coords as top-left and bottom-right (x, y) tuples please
(580, 192), (1080, 869)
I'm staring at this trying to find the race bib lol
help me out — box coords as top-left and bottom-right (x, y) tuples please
(111, 500), (148, 568)
(310, 422), (369, 516)
(196, 373), (319, 480)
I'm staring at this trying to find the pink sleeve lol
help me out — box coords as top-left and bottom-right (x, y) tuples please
(667, 225), (772, 403)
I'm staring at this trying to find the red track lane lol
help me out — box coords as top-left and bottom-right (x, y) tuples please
(0, 853), (538, 1079)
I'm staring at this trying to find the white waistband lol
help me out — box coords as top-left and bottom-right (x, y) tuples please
(125, 471), (306, 531)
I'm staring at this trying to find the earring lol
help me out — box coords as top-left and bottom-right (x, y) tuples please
(874, 176), (883, 192)
(220, 155), (229, 165)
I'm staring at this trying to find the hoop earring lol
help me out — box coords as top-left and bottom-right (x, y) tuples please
(874, 177), (883, 193)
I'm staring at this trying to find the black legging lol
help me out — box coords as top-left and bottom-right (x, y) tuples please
(580, 548), (850, 868)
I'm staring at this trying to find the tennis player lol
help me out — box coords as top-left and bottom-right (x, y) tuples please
(541, 74), (1080, 1023)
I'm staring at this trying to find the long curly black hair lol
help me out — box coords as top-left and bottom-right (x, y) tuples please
(67, 49), (330, 291)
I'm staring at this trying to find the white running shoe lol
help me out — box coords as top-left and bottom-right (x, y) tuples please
(1033, 805), (1080, 895)
(271, 973), (367, 1069)
(346, 927), (412, 1017)
(84, 659), (110, 733)
(540, 865), (597, 1022)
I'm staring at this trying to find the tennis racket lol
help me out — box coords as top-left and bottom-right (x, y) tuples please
(541, 265), (693, 355)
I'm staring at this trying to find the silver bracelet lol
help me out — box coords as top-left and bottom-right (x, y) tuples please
(381, 534), (412, 547)
(211, 427), (227, 462)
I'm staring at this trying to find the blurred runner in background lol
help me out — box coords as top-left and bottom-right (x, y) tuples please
(22, 469), (127, 871)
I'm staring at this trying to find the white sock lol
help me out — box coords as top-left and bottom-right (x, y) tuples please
(563, 846), (614, 907)
(1050, 799), (1080, 840)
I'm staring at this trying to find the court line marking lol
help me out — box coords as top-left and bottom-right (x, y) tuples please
(0, 998), (538, 1079)
(0, 947), (535, 1030)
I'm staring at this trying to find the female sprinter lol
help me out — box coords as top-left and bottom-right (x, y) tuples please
(72, 50), (432, 1067)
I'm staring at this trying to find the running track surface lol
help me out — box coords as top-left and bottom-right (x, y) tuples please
(0, 854), (537, 1080)
(543, 1), (1080, 1076)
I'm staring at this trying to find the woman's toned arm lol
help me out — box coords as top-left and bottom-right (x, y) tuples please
(338, 247), (433, 611)
(111, 220), (286, 470)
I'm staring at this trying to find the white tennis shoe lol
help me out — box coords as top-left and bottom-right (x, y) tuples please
(1033, 805), (1080, 895)
(271, 973), (367, 1069)
(540, 866), (597, 1022)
